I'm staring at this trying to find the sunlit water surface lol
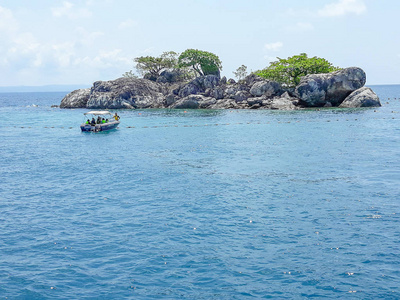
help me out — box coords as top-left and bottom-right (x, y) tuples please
(0, 86), (399, 299)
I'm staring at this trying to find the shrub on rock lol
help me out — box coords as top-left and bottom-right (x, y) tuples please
(256, 53), (340, 87)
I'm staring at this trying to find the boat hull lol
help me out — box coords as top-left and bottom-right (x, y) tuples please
(80, 121), (120, 132)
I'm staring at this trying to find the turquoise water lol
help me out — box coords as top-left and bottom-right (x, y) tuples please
(0, 86), (400, 299)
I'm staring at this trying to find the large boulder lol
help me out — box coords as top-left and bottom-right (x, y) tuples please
(244, 73), (264, 86)
(234, 91), (250, 102)
(225, 85), (241, 98)
(171, 95), (216, 109)
(250, 80), (282, 97)
(171, 97), (200, 109)
(86, 77), (165, 109)
(178, 83), (202, 98)
(224, 84), (248, 99)
(269, 92), (299, 110)
(60, 88), (90, 108)
(178, 75), (220, 98)
(144, 73), (158, 81)
(156, 76), (168, 84)
(164, 94), (179, 107)
(339, 87), (381, 108)
(295, 67), (366, 107)
(157, 70), (183, 83)
(193, 75), (220, 90)
(247, 96), (265, 106)
(209, 98), (237, 109)
(211, 87), (225, 99)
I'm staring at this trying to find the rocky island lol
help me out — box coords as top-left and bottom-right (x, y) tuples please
(60, 67), (381, 110)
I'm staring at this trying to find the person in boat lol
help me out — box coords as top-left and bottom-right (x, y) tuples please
(90, 118), (96, 125)
(102, 118), (106, 123)
(97, 116), (102, 124)
(114, 113), (120, 121)
(106, 119), (109, 123)
(86, 119), (90, 124)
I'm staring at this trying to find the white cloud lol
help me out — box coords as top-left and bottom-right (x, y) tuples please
(263, 42), (282, 63)
(0, 5), (132, 85)
(318, 0), (367, 17)
(52, 1), (92, 19)
(264, 42), (283, 52)
(75, 49), (131, 69)
(0, 7), (41, 69)
(118, 19), (137, 30)
(51, 42), (76, 68)
(75, 27), (104, 46)
(11, 32), (40, 54)
(0, 6), (18, 34)
(51, 1), (73, 17)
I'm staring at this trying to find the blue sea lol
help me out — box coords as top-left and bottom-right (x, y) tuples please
(0, 86), (399, 299)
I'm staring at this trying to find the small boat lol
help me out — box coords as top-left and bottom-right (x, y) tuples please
(80, 111), (120, 132)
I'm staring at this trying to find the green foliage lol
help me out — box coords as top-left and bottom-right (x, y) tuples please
(233, 65), (248, 81)
(132, 49), (222, 80)
(159, 51), (179, 70)
(178, 49), (222, 77)
(134, 51), (179, 77)
(256, 53), (340, 87)
(122, 70), (138, 78)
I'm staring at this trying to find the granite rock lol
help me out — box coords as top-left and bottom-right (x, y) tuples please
(60, 88), (91, 108)
(250, 80), (282, 97)
(86, 78), (165, 109)
(339, 87), (381, 108)
(295, 67), (366, 107)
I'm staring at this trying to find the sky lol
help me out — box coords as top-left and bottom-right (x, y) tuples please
(0, 0), (399, 87)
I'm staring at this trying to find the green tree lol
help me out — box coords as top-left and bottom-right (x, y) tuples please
(233, 65), (248, 81)
(159, 51), (179, 70)
(134, 51), (179, 77)
(256, 53), (340, 87)
(122, 70), (138, 78)
(178, 49), (222, 77)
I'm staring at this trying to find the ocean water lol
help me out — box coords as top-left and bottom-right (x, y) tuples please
(0, 86), (399, 299)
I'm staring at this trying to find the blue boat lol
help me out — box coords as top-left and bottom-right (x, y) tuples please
(80, 111), (120, 132)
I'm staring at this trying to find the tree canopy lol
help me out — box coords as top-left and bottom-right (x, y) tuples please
(122, 70), (138, 79)
(134, 51), (179, 77)
(256, 53), (340, 87)
(178, 49), (222, 77)
(233, 65), (248, 81)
